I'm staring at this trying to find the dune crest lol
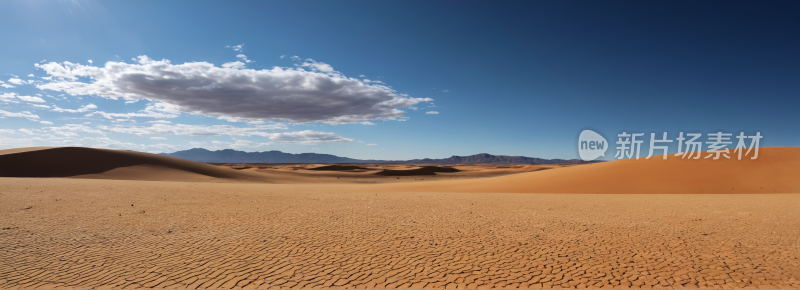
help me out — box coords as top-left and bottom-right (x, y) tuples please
(387, 147), (800, 194)
(0, 147), (269, 182)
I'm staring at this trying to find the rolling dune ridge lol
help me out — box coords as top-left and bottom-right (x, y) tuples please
(388, 147), (800, 194)
(0, 147), (798, 289)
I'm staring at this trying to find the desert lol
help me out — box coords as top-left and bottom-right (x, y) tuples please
(1, 147), (799, 289)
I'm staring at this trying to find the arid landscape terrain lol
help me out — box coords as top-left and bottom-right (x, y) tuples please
(1, 147), (799, 289)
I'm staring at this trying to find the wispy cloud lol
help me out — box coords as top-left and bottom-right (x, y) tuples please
(226, 44), (244, 52)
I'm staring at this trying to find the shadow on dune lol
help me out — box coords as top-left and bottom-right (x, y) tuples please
(374, 166), (461, 176)
(307, 165), (371, 171)
(0, 147), (254, 179)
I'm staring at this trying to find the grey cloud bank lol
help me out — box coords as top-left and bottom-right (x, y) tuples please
(34, 56), (432, 124)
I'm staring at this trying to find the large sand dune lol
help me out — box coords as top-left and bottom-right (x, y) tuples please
(389, 147), (800, 194)
(0, 147), (269, 182)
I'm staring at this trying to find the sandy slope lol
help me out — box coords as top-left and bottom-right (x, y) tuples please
(0, 147), (270, 182)
(386, 147), (800, 194)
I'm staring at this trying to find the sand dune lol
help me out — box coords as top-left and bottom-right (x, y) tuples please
(389, 147), (800, 194)
(375, 165), (461, 176)
(307, 165), (371, 171)
(0, 147), (269, 182)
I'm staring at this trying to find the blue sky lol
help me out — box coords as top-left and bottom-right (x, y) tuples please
(0, 0), (798, 160)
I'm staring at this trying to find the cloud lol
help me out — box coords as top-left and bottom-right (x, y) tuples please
(360, 121), (376, 125)
(98, 123), (288, 137)
(280, 55), (286, 59)
(8, 78), (26, 85)
(226, 44), (244, 52)
(40, 121), (53, 125)
(150, 137), (167, 140)
(17, 95), (46, 103)
(300, 59), (333, 72)
(268, 130), (353, 145)
(47, 124), (105, 136)
(359, 75), (366, 78)
(147, 120), (172, 124)
(88, 60), (93, 64)
(212, 139), (272, 148)
(34, 56), (432, 124)
(33, 104), (50, 109)
(19, 129), (35, 135)
(52, 103), (97, 113)
(442, 90), (450, 92)
(426, 111), (440, 114)
(86, 102), (178, 119)
(0, 92), (19, 103)
(290, 55), (300, 61)
(0, 110), (39, 120)
(366, 143), (377, 146)
(222, 61), (246, 69)
(236, 54), (253, 63)
(27, 74), (34, 77)
(98, 123), (349, 145)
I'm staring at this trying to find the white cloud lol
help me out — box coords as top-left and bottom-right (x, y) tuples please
(98, 123), (348, 145)
(34, 56), (432, 124)
(47, 124), (105, 137)
(359, 75), (366, 78)
(98, 123), (287, 137)
(360, 121), (376, 125)
(40, 121), (53, 125)
(426, 111), (440, 114)
(52, 103), (97, 113)
(236, 54), (253, 63)
(366, 143), (377, 146)
(0, 110), (39, 120)
(86, 102), (178, 119)
(212, 139), (272, 148)
(17, 95), (46, 103)
(33, 104), (50, 109)
(280, 55), (286, 59)
(19, 129), (35, 135)
(442, 90), (450, 92)
(222, 61), (246, 69)
(268, 130), (353, 145)
(8, 78), (25, 85)
(147, 120), (172, 124)
(300, 59), (333, 72)
(28, 74), (35, 77)
(290, 55), (300, 61)
(226, 44), (244, 52)
(150, 137), (167, 140)
(88, 60), (93, 64)
(0, 92), (19, 103)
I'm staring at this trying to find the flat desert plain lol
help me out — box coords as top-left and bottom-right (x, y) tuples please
(1, 147), (799, 290)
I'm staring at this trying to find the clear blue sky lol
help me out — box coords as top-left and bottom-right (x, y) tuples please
(0, 0), (798, 160)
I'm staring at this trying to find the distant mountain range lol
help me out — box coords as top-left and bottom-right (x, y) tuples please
(161, 148), (593, 164)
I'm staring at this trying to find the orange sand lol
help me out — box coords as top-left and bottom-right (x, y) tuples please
(1, 147), (799, 289)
